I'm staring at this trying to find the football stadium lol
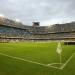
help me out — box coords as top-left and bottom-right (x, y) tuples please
(0, 16), (75, 75)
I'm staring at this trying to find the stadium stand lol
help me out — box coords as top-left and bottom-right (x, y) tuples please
(0, 17), (75, 42)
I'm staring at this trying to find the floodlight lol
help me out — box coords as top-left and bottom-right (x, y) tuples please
(0, 14), (5, 18)
(15, 19), (20, 22)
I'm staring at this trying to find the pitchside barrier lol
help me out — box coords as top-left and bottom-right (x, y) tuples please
(64, 42), (75, 45)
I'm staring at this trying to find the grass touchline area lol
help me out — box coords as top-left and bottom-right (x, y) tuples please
(0, 52), (62, 70)
(60, 52), (75, 69)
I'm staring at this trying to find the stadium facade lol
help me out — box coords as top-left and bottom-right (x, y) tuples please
(0, 17), (75, 42)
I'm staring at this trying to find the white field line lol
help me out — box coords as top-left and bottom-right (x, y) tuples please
(60, 52), (75, 69)
(0, 52), (62, 70)
(47, 63), (63, 66)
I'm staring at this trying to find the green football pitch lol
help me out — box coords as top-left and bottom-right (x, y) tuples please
(0, 42), (75, 75)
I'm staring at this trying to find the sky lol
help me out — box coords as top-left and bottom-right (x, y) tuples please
(0, 0), (75, 26)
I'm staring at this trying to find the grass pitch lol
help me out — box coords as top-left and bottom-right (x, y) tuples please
(0, 42), (75, 75)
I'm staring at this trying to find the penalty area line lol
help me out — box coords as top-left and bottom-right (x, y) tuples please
(0, 52), (62, 70)
(60, 52), (75, 69)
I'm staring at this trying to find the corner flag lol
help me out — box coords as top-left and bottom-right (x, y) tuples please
(56, 42), (62, 54)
